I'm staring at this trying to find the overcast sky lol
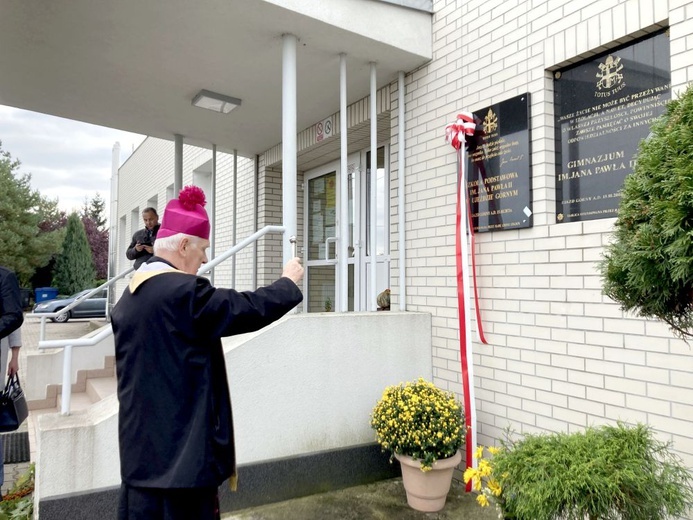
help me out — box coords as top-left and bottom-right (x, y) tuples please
(1, 105), (146, 215)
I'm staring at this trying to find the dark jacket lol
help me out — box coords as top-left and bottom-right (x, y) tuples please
(0, 267), (24, 341)
(111, 258), (303, 488)
(126, 224), (160, 269)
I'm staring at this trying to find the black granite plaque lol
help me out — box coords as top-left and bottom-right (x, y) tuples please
(467, 94), (532, 233)
(554, 31), (670, 223)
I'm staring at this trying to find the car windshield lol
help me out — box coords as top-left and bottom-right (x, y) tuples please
(70, 290), (91, 299)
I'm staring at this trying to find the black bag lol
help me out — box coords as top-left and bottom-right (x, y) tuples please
(0, 374), (28, 432)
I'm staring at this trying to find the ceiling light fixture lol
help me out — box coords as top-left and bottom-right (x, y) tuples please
(191, 89), (242, 114)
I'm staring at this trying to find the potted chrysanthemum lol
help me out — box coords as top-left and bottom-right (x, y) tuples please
(370, 377), (465, 512)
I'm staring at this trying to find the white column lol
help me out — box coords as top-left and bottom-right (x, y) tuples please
(369, 62), (377, 311)
(398, 71), (406, 311)
(282, 34), (298, 266)
(107, 142), (120, 320)
(108, 142), (120, 280)
(210, 144), (217, 285)
(232, 148), (238, 286)
(174, 134), (183, 195)
(339, 53), (349, 313)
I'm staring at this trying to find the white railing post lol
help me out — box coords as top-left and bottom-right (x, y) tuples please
(40, 316), (47, 342)
(61, 345), (73, 415)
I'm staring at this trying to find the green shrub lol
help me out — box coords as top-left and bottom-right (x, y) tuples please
(600, 85), (693, 339)
(493, 423), (693, 520)
(0, 463), (34, 520)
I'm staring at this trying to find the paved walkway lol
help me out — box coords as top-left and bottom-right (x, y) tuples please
(1, 315), (108, 496)
(221, 478), (499, 520)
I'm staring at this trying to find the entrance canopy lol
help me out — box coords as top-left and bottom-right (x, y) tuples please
(0, 0), (431, 156)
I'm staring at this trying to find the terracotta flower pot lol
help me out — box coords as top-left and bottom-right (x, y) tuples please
(395, 450), (462, 512)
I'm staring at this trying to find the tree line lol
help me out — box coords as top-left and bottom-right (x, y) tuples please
(0, 141), (108, 296)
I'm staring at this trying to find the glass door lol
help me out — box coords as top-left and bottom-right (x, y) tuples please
(305, 165), (338, 312)
(303, 147), (388, 313)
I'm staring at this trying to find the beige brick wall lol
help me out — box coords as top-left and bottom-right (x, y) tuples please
(395, 0), (693, 472)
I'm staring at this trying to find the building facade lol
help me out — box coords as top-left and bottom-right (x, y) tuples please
(113, 0), (692, 493)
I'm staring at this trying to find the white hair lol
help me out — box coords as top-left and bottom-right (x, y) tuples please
(153, 233), (201, 254)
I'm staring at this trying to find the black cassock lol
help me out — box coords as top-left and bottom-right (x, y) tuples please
(111, 258), (302, 519)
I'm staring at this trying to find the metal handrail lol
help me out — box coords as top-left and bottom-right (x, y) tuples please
(198, 225), (286, 274)
(38, 225), (289, 415)
(26, 266), (135, 341)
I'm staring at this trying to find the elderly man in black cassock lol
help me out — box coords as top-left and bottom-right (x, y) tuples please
(111, 186), (303, 520)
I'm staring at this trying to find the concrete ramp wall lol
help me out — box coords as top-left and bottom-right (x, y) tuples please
(229, 312), (433, 464)
(35, 312), (432, 511)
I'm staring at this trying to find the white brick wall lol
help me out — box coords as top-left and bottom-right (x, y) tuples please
(394, 0), (693, 476)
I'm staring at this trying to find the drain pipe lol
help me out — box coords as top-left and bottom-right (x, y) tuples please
(398, 71), (406, 311)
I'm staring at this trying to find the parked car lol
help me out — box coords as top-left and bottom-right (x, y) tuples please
(32, 289), (107, 323)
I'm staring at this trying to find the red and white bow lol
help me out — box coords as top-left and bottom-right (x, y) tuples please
(444, 112), (477, 150)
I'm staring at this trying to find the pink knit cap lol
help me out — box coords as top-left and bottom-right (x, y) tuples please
(157, 186), (210, 240)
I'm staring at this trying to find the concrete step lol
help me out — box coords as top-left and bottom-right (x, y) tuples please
(57, 391), (93, 412)
(86, 375), (117, 402)
(29, 355), (117, 413)
(54, 375), (117, 412)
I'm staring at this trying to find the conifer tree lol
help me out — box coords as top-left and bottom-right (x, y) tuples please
(53, 213), (96, 294)
(601, 85), (693, 338)
(82, 193), (107, 230)
(0, 142), (64, 285)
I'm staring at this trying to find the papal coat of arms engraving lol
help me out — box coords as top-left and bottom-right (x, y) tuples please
(483, 108), (498, 134)
(596, 55), (624, 90)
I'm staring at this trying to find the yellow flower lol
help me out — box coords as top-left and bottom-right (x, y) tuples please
(488, 479), (502, 497)
(476, 494), (489, 507)
(463, 467), (477, 484)
(488, 446), (501, 455)
(478, 459), (492, 477)
(474, 446), (484, 459)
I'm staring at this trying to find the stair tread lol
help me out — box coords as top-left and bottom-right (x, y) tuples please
(58, 392), (94, 411)
(87, 376), (118, 400)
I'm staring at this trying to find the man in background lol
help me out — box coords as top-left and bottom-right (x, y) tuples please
(126, 207), (160, 269)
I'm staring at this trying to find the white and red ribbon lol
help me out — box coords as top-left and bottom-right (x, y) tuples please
(445, 112), (488, 491)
